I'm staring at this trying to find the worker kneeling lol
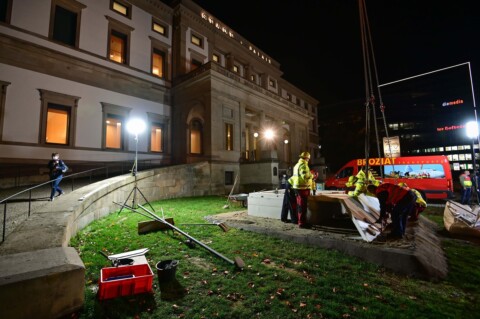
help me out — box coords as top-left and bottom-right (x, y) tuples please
(367, 183), (417, 239)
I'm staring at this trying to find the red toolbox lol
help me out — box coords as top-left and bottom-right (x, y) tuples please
(98, 263), (154, 300)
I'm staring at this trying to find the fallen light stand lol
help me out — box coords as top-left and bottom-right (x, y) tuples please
(114, 202), (245, 269)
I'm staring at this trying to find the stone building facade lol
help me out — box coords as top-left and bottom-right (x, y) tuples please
(0, 0), (319, 192)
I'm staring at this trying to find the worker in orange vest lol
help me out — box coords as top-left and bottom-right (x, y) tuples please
(367, 183), (417, 239)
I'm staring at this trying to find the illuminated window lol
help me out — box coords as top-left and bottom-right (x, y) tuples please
(250, 74), (255, 81)
(46, 106), (69, 144)
(150, 123), (163, 152)
(233, 65), (238, 73)
(269, 79), (276, 88)
(212, 54), (219, 62)
(152, 48), (165, 77)
(152, 21), (166, 36)
(101, 102), (130, 150)
(225, 123), (233, 151)
(106, 16), (133, 64)
(38, 89), (78, 146)
(50, 0), (85, 47)
(0, 0), (12, 23)
(105, 115), (123, 149)
(190, 119), (202, 154)
(191, 34), (202, 47)
(109, 30), (127, 64)
(111, 0), (130, 18)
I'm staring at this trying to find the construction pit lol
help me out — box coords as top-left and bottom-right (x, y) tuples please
(210, 190), (447, 280)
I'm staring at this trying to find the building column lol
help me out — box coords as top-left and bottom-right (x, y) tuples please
(226, 53), (235, 72)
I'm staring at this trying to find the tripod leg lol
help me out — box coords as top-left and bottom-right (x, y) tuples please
(118, 187), (136, 215)
(135, 186), (155, 212)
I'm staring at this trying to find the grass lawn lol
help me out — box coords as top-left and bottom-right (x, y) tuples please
(70, 196), (480, 319)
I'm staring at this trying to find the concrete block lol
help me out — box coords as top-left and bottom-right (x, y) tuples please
(248, 190), (283, 219)
(0, 247), (85, 319)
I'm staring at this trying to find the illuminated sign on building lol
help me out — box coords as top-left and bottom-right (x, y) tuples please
(200, 12), (272, 64)
(436, 124), (465, 132)
(442, 99), (464, 107)
(201, 12), (234, 38)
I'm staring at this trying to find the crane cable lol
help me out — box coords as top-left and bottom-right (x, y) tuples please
(359, 0), (394, 180)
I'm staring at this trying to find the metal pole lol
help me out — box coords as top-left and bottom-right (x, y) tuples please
(2, 202), (6, 242)
(473, 139), (480, 204)
(132, 133), (138, 208)
(28, 189), (32, 217)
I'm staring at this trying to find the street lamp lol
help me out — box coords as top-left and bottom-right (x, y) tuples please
(466, 120), (479, 203)
(264, 129), (274, 140)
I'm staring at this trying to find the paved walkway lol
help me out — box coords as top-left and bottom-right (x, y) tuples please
(0, 177), (96, 242)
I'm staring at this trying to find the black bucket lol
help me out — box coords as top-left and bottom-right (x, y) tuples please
(156, 260), (179, 283)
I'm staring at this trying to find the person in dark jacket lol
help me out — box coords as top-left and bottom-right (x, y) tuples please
(367, 183), (417, 239)
(48, 152), (68, 201)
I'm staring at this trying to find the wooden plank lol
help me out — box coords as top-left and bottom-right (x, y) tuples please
(137, 218), (175, 235)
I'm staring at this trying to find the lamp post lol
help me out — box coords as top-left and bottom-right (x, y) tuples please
(466, 121), (479, 204)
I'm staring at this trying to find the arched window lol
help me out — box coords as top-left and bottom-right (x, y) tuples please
(190, 119), (203, 154)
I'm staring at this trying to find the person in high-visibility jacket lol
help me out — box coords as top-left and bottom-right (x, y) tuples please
(288, 152), (314, 228)
(368, 170), (380, 186)
(367, 183), (417, 239)
(398, 182), (427, 221)
(348, 170), (367, 197)
(459, 170), (473, 205)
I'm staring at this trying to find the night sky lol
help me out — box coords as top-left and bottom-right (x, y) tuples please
(191, 0), (480, 108)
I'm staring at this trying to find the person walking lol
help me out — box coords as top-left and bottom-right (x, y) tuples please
(459, 170), (473, 205)
(288, 152), (314, 228)
(47, 152), (68, 201)
(367, 183), (417, 239)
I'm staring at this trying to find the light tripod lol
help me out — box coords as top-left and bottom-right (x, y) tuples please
(118, 119), (154, 214)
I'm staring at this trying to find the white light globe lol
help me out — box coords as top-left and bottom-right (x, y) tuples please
(264, 129), (274, 140)
(466, 121), (479, 139)
(126, 118), (146, 135)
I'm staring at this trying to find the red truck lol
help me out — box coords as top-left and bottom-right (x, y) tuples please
(325, 155), (454, 199)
